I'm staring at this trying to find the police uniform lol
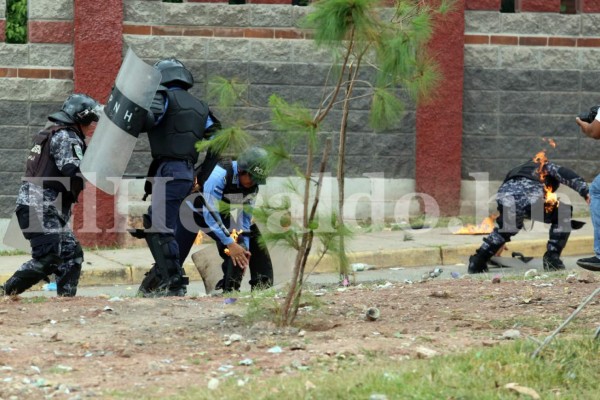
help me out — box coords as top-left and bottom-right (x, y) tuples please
(175, 158), (274, 292)
(3, 127), (87, 296)
(138, 58), (218, 296)
(469, 160), (589, 273)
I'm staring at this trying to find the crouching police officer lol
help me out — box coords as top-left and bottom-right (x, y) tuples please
(176, 146), (274, 293)
(468, 158), (590, 274)
(137, 58), (220, 296)
(1, 94), (102, 297)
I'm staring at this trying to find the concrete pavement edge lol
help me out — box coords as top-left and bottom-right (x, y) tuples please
(1, 236), (594, 288)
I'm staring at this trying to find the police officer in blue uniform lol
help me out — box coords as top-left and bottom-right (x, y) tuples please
(177, 146), (274, 293)
(1, 94), (101, 296)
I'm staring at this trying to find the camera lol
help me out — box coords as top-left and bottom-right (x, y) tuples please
(578, 105), (600, 123)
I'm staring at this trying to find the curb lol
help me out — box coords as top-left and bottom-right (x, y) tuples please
(1, 237), (594, 288)
(308, 236), (594, 273)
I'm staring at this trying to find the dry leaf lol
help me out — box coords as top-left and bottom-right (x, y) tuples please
(504, 382), (540, 399)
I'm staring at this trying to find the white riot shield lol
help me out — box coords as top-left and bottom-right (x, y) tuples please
(80, 48), (162, 194)
(2, 214), (31, 253)
(2, 213), (30, 252)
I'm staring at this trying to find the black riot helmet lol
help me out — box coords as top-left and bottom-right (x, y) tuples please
(48, 93), (102, 126)
(237, 146), (269, 185)
(153, 58), (194, 89)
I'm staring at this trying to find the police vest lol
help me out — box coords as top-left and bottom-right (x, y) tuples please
(504, 161), (559, 192)
(25, 125), (86, 203)
(211, 160), (258, 201)
(194, 159), (258, 212)
(147, 89), (209, 164)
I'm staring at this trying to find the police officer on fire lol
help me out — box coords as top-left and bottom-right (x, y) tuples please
(467, 158), (590, 274)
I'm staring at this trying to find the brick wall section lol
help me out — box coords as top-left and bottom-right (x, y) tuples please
(27, 0), (73, 43)
(0, 0), (5, 42)
(0, 0), (74, 218)
(465, 0), (499, 10)
(29, 21), (74, 43)
(463, 10), (600, 183)
(520, 0), (561, 12)
(582, 0), (600, 12)
(122, 1), (417, 184)
(4, 2), (600, 229)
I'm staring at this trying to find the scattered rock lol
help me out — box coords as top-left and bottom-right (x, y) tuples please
(566, 274), (578, 283)
(524, 269), (539, 278)
(502, 329), (521, 340)
(351, 263), (374, 272)
(289, 340), (306, 351)
(370, 395), (389, 400)
(578, 272), (597, 284)
(415, 346), (439, 358)
(430, 290), (451, 298)
(228, 334), (243, 342)
(366, 307), (380, 321)
(207, 378), (220, 390)
(267, 346), (283, 353)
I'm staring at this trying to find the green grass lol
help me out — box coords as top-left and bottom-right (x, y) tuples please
(113, 337), (599, 399)
(0, 249), (28, 256)
(21, 296), (48, 304)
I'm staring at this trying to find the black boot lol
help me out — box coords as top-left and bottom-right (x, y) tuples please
(468, 252), (489, 274)
(543, 251), (565, 271)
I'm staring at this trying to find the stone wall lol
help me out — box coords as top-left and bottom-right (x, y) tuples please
(2, 1), (600, 225)
(463, 9), (600, 184)
(0, 0), (73, 216)
(459, 8), (600, 216)
(121, 1), (417, 182)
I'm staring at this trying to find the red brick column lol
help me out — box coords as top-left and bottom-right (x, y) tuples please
(465, 0), (500, 10)
(73, 0), (123, 246)
(0, 20), (5, 42)
(416, 0), (465, 216)
(521, 0), (561, 12)
(582, 0), (600, 12)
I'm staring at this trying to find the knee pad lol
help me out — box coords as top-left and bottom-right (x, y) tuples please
(71, 244), (84, 265)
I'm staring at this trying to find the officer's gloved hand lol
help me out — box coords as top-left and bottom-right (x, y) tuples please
(141, 109), (156, 132)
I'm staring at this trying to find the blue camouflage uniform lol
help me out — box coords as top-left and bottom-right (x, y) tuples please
(469, 160), (589, 273)
(5, 128), (86, 296)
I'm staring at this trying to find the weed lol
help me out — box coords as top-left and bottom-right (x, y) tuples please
(124, 338), (600, 400)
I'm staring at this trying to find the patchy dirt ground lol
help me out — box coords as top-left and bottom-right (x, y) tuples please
(1, 274), (599, 399)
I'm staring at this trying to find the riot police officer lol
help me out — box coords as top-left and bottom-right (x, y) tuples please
(138, 58), (220, 296)
(1, 94), (102, 297)
(468, 159), (590, 274)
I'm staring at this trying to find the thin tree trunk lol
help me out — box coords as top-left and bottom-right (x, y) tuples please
(336, 41), (361, 281)
(282, 138), (332, 325)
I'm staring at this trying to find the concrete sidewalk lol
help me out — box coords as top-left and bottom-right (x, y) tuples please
(0, 217), (595, 288)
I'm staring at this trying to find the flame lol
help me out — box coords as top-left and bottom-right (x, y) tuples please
(533, 149), (558, 212)
(453, 215), (497, 235)
(543, 137), (556, 148)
